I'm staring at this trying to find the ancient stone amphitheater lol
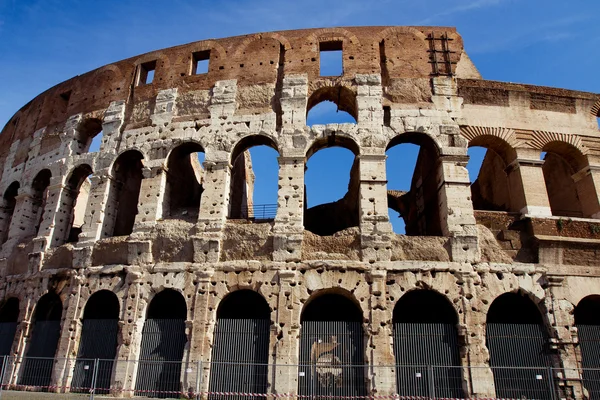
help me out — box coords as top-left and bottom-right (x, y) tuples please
(0, 26), (599, 399)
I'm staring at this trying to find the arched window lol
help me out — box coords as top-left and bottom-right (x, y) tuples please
(135, 289), (187, 397)
(228, 136), (279, 221)
(393, 290), (463, 398)
(467, 142), (513, 213)
(386, 133), (442, 235)
(574, 295), (600, 398)
(0, 298), (19, 356)
(209, 290), (271, 397)
(486, 292), (552, 399)
(0, 182), (19, 245)
(306, 86), (357, 126)
(304, 137), (359, 236)
(53, 164), (92, 246)
(104, 151), (144, 237)
(164, 143), (205, 220)
(31, 169), (52, 237)
(20, 292), (62, 387)
(75, 118), (104, 154)
(72, 290), (120, 393)
(299, 292), (366, 398)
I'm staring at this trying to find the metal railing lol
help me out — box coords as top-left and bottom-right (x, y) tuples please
(0, 356), (595, 399)
(240, 204), (277, 221)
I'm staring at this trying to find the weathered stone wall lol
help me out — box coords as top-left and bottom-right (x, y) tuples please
(0, 26), (599, 398)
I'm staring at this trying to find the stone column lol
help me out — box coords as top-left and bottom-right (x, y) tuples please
(356, 74), (383, 127)
(358, 149), (393, 263)
(506, 149), (552, 217)
(272, 270), (300, 395)
(193, 156), (230, 263)
(33, 174), (72, 252)
(572, 163), (600, 219)
(280, 75), (308, 127)
(132, 163), (167, 233)
(273, 150), (304, 262)
(437, 152), (479, 262)
(76, 169), (113, 246)
(367, 269), (395, 396)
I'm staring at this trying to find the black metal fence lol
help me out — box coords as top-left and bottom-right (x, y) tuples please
(0, 356), (596, 399)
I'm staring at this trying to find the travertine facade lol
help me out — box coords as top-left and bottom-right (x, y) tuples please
(1, 26), (600, 398)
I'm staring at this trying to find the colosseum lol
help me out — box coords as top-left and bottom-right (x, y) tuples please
(0, 25), (599, 399)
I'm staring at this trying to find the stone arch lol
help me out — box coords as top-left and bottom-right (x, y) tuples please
(20, 292), (63, 387)
(75, 117), (103, 154)
(299, 289), (366, 398)
(91, 63), (124, 85)
(386, 132), (443, 236)
(0, 297), (19, 356)
(53, 163), (92, 246)
(591, 98), (600, 118)
(306, 132), (360, 160)
(133, 53), (170, 85)
(234, 32), (292, 58)
(30, 168), (52, 237)
(392, 289), (463, 398)
(305, 28), (361, 48)
(209, 289), (271, 397)
(72, 290), (120, 393)
(307, 84), (358, 123)
(186, 40), (227, 64)
(164, 141), (205, 220)
(486, 291), (553, 399)
(0, 181), (20, 245)
(104, 149), (144, 237)
(461, 126), (519, 164)
(135, 288), (187, 396)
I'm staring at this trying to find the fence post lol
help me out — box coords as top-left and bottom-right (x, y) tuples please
(547, 367), (556, 400)
(427, 365), (435, 400)
(89, 358), (99, 400)
(0, 355), (7, 399)
(196, 360), (202, 400)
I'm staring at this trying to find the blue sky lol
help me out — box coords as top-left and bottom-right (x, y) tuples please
(1, 0), (599, 233)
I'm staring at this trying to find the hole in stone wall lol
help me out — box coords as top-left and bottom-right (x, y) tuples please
(487, 292), (543, 324)
(76, 118), (103, 154)
(467, 146), (511, 213)
(306, 86), (357, 127)
(65, 165), (93, 244)
(302, 293), (362, 322)
(138, 61), (156, 86)
(165, 143), (205, 221)
(575, 295), (600, 325)
(147, 289), (186, 320)
(386, 144), (419, 234)
(319, 41), (343, 76)
(217, 290), (270, 319)
(32, 169), (52, 237)
(106, 151), (144, 237)
(192, 50), (210, 75)
(393, 290), (457, 324)
(304, 145), (358, 236)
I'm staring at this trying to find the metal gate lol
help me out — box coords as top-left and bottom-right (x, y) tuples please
(135, 319), (187, 398)
(299, 320), (366, 398)
(0, 322), (17, 356)
(393, 323), (464, 398)
(19, 320), (61, 387)
(209, 318), (270, 400)
(72, 319), (119, 393)
(486, 323), (553, 399)
(577, 325), (600, 399)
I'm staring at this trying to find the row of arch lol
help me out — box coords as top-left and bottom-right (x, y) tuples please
(1, 289), (599, 398)
(2, 125), (594, 248)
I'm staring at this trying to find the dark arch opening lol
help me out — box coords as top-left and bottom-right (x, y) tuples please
(304, 140), (359, 236)
(0, 298), (19, 356)
(306, 86), (357, 126)
(575, 295), (600, 325)
(73, 290), (120, 393)
(467, 144), (513, 213)
(76, 118), (103, 154)
(486, 292), (552, 399)
(228, 136), (279, 221)
(106, 151), (143, 237)
(0, 182), (20, 245)
(136, 289), (187, 396)
(57, 164), (93, 245)
(299, 292), (366, 397)
(20, 292), (63, 387)
(386, 133), (442, 236)
(392, 290), (463, 398)
(31, 169), (52, 237)
(574, 295), (600, 397)
(165, 142), (205, 221)
(210, 290), (271, 397)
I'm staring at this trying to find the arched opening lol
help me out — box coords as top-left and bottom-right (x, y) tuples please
(0, 298), (19, 356)
(228, 136), (279, 221)
(209, 290), (271, 397)
(542, 142), (589, 218)
(104, 150), (144, 237)
(135, 289), (187, 397)
(0, 182), (19, 245)
(20, 292), (62, 388)
(54, 164), (92, 246)
(75, 118), (104, 154)
(31, 169), (52, 237)
(486, 292), (552, 399)
(392, 290), (463, 398)
(164, 143), (205, 221)
(304, 138), (359, 236)
(299, 292), (366, 398)
(386, 133), (442, 236)
(574, 295), (600, 398)
(306, 86), (357, 126)
(72, 290), (120, 393)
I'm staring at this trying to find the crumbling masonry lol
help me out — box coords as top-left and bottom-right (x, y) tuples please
(1, 26), (600, 398)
